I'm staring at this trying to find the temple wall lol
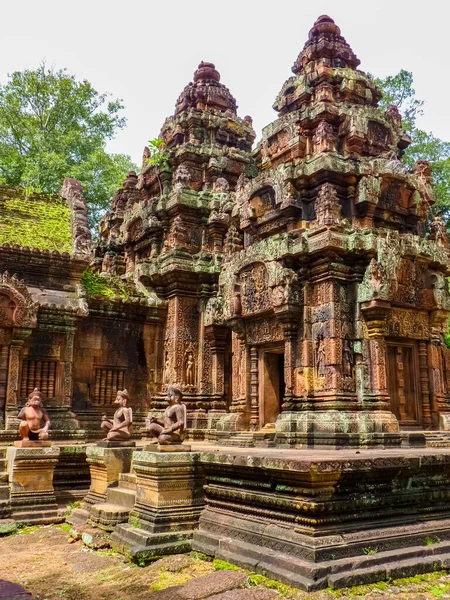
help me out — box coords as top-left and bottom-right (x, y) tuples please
(72, 313), (161, 412)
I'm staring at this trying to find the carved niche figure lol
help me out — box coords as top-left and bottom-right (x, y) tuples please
(166, 215), (191, 250)
(312, 121), (337, 153)
(384, 104), (402, 131)
(272, 266), (299, 306)
(342, 339), (354, 378)
(185, 351), (195, 387)
(239, 264), (270, 315)
(146, 386), (187, 445)
(414, 160), (432, 184)
(430, 217), (449, 249)
(368, 258), (384, 298)
(174, 165), (191, 195)
(315, 335), (326, 378)
(213, 177), (230, 193)
(163, 351), (171, 385)
(101, 389), (133, 441)
(18, 388), (51, 441)
(315, 183), (341, 227)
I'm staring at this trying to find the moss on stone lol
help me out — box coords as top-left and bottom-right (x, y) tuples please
(0, 187), (72, 252)
(81, 268), (139, 300)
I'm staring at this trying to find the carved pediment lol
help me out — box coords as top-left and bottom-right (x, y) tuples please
(0, 272), (38, 328)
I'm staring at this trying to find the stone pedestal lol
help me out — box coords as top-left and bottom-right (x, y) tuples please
(6, 445), (61, 525)
(83, 445), (134, 507)
(68, 445), (134, 533)
(111, 449), (204, 562)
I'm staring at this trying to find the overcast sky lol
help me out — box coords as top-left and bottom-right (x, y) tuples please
(1, 1), (447, 166)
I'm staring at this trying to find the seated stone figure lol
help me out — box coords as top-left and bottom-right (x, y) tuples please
(146, 386), (187, 445)
(101, 389), (133, 440)
(18, 388), (51, 441)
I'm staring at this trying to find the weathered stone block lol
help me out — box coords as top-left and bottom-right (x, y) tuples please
(111, 450), (204, 561)
(6, 445), (61, 525)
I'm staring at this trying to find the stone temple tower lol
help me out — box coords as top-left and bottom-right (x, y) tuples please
(96, 16), (450, 447)
(205, 15), (450, 446)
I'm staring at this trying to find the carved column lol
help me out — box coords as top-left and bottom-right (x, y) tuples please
(361, 300), (390, 408)
(249, 345), (259, 430)
(64, 329), (75, 408)
(205, 324), (228, 398)
(5, 329), (32, 429)
(418, 341), (432, 428)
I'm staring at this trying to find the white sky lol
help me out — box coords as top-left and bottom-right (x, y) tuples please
(0, 0), (447, 166)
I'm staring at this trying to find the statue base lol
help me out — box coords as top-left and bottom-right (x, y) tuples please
(83, 446), (134, 506)
(111, 449), (203, 563)
(96, 440), (136, 448)
(143, 443), (191, 452)
(6, 446), (62, 525)
(14, 440), (52, 448)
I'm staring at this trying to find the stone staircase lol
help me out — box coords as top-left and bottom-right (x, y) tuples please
(88, 473), (137, 531)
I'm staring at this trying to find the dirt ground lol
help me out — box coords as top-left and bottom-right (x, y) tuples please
(1, 526), (450, 600)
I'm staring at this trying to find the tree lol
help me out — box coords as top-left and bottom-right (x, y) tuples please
(0, 62), (137, 228)
(374, 70), (450, 223)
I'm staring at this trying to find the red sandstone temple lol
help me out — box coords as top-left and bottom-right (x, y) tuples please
(0, 15), (449, 447)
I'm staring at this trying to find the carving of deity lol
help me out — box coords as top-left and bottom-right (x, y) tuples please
(430, 217), (449, 249)
(236, 173), (248, 194)
(342, 339), (354, 378)
(174, 165), (191, 195)
(163, 352), (171, 385)
(414, 160), (432, 185)
(213, 177), (230, 193)
(315, 183), (341, 227)
(312, 121), (337, 153)
(223, 225), (244, 257)
(167, 215), (190, 250)
(273, 267), (299, 306)
(185, 351), (195, 387)
(315, 335), (326, 378)
(102, 251), (117, 276)
(369, 258), (384, 298)
(205, 295), (224, 326)
(384, 104), (402, 130)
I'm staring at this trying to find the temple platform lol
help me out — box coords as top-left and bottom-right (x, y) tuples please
(189, 443), (450, 591)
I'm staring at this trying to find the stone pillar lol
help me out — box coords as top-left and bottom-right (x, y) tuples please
(111, 448), (204, 562)
(361, 300), (390, 408)
(418, 341), (432, 428)
(249, 345), (259, 430)
(5, 332), (31, 430)
(63, 328), (75, 408)
(7, 445), (61, 524)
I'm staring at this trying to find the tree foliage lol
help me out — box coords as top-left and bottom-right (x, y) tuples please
(0, 62), (137, 228)
(375, 70), (450, 223)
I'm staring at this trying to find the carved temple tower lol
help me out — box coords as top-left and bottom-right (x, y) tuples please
(205, 15), (450, 445)
(97, 61), (256, 432)
(97, 16), (450, 446)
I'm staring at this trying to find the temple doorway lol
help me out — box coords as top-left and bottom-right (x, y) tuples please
(259, 346), (285, 428)
(386, 342), (422, 428)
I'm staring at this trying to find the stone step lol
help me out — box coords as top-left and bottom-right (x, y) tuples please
(106, 487), (136, 509)
(89, 502), (132, 531)
(118, 473), (137, 490)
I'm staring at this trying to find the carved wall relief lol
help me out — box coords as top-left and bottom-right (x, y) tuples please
(239, 264), (271, 316)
